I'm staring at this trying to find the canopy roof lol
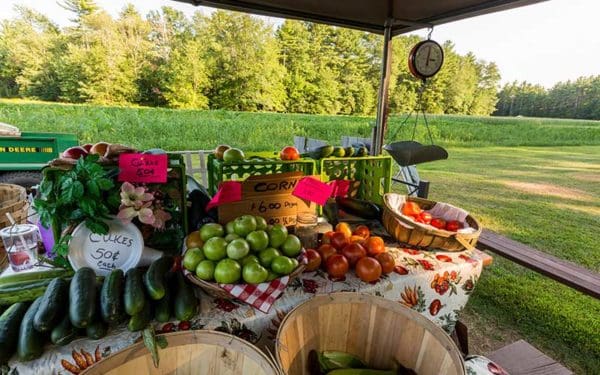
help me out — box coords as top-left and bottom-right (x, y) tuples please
(172, 0), (546, 35)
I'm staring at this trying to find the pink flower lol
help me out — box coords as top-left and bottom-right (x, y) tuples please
(152, 209), (172, 229)
(120, 182), (153, 209)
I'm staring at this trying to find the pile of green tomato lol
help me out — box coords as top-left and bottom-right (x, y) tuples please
(183, 215), (302, 284)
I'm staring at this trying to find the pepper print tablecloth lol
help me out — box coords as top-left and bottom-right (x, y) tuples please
(7, 246), (484, 374)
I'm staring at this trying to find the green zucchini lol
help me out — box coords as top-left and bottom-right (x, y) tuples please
(0, 268), (72, 286)
(0, 302), (29, 363)
(50, 315), (78, 346)
(17, 297), (45, 361)
(101, 269), (125, 323)
(33, 278), (69, 332)
(69, 267), (97, 328)
(144, 256), (174, 300)
(174, 273), (197, 321)
(127, 299), (152, 332)
(0, 278), (55, 306)
(124, 268), (146, 316)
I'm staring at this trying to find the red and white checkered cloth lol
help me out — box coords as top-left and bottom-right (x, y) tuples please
(219, 277), (290, 313)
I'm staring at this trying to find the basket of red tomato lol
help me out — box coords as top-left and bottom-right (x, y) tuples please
(381, 193), (481, 252)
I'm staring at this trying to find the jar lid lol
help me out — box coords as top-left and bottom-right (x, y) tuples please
(296, 212), (317, 224)
(0, 224), (38, 237)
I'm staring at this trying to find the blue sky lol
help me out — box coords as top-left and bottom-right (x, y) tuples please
(1, 0), (599, 88)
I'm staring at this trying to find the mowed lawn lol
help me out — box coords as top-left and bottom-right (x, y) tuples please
(1, 100), (599, 373)
(412, 146), (600, 374)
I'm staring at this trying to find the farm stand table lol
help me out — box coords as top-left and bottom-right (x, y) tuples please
(6, 244), (489, 374)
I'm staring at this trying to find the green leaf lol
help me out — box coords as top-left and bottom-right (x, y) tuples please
(39, 180), (54, 198)
(85, 218), (108, 234)
(79, 197), (97, 216)
(142, 327), (160, 368)
(72, 180), (84, 199)
(69, 209), (85, 221)
(96, 178), (114, 190)
(86, 180), (100, 198)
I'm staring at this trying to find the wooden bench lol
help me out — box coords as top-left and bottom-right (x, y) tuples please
(478, 229), (600, 299)
(488, 340), (573, 375)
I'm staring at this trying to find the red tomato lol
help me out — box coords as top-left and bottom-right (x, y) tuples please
(419, 211), (432, 224)
(445, 220), (463, 232)
(402, 201), (422, 216)
(326, 254), (349, 278)
(352, 225), (370, 239)
(330, 232), (348, 250)
(430, 218), (446, 229)
(375, 252), (395, 274)
(355, 257), (382, 282)
(335, 222), (353, 239)
(304, 249), (322, 271)
(280, 146), (300, 161)
(349, 235), (365, 244)
(364, 236), (385, 256)
(317, 244), (337, 263)
(178, 321), (191, 330)
(341, 243), (367, 267)
(321, 231), (335, 245)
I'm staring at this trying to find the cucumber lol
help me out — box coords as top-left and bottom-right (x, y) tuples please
(101, 269), (124, 323)
(50, 315), (78, 346)
(33, 278), (69, 332)
(144, 256), (174, 300)
(69, 267), (97, 328)
(124, 268), (146, 316)
(0, 279), (54, 305)
(86, 320), (108, 340)
(127, 299), (152, 332)
(17, 297), (45, 361)
(0, 268), (72, 286)
(174, 273), (197, 321)
(0, 302), (29, 363)
(154, 295), (171, 323)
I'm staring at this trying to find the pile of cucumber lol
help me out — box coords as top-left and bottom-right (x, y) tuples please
(0, 256), (198, 363)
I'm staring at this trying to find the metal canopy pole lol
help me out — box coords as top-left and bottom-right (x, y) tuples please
(372, 19), (393, 155)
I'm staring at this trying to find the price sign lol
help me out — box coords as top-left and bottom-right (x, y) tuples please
(218, 172), (316, 225)
(118, 153), (168, 183)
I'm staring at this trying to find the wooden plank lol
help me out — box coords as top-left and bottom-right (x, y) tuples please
(488, 340), (572, 375)
(478, 229), (600, 299)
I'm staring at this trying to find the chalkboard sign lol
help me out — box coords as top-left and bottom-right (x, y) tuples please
(218, 172), (316, 226)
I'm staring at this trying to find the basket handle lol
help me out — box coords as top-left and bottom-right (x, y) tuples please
(454, 234), (475, 251)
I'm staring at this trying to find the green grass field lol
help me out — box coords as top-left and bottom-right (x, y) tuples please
(1, 100), (599, 373)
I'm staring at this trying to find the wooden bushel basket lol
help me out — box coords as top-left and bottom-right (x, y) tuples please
(382, 194), (481, 252)
(81, 330), (281, 375)
(276, 293), (465, 375)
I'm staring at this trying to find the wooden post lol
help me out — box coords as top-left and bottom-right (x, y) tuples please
(372, 19), (393, 156)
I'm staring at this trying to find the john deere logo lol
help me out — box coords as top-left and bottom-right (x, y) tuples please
(0, 146), (53, 153)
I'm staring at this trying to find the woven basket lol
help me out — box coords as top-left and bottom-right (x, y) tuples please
(0, 184), (27, 209)
(185, 264), (305, 299)
(382, 193), (481, 252)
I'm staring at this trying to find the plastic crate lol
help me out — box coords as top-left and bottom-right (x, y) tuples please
(319, 155), (392, 204)
(207, 152), (316, 195)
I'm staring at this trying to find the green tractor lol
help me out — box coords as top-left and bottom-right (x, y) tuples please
(0, 123), (78, 188)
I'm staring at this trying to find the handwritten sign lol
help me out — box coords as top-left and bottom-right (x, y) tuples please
(118, 153), (168, 183)
(292, 177), (333, 206)
(218, 172), (316, 225)
(206, 181), (242, 211)
(330, 179), (352, 197)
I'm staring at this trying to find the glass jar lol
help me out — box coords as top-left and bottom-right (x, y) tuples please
(295, 212), (318, 249)
(0, 224), (40, 272)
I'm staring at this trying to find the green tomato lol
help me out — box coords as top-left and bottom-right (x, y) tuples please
(268, 224), (288, 248)
(266, 270), (279, 281)
(214, 259), (242, 284)
(203, 237), (228, 261)
(183, 247), (205, 271)
(224, 233), (240, 243)
(254, 216), (268, 231)
(200, 223), (224, 241)
(242, 262), (269, 284)
(258, 248), (281, 268)
(281, 234), (302, 257)
(195, 260), (216, 281)
(246, 230), (269, 252)
(271, 256), (296, 275)
(225, 220), (236, 235)
(226, 238), (250, 260)
(241, 255), (260, 267)
(234, 215), (257, 237)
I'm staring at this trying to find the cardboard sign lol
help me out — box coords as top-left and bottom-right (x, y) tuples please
(118, 153), (168, 183)
(292, 177), (333, 205)
(218, 172), (316, 226)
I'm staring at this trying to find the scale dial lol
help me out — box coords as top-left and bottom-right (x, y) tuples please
(408, 40), (444, 80)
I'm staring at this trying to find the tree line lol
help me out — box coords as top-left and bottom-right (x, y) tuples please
(495, 77), (600, 120)
(0, 0), (504, 116)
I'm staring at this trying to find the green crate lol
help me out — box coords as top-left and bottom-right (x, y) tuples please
(319, 155), (392, 204)
(207, 152), (317, 195)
